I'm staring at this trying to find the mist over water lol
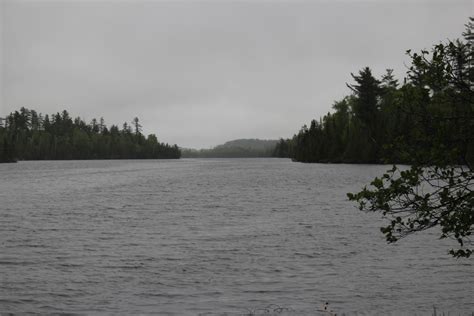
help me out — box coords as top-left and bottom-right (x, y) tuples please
(1, 159), (472, 314)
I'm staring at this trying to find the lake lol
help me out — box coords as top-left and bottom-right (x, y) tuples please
(0, 159), (472, 315)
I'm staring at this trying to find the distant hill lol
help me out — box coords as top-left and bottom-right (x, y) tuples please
(182, 139), (278, 158)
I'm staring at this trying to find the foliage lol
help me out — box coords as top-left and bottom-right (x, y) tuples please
(277, 19), (474, 257)
(272, 138), (292, 158)
(274, 67), (407, 163)
(183, 139), (278, 158)
(348, 21), (473, 258)
(348, 165), (473, 258)
(0, 108), (181, 161)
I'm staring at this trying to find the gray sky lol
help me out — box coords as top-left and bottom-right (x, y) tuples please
(1, 0), (471, 148)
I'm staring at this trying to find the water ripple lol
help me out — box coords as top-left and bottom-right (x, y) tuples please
(0, 159), (472, 314)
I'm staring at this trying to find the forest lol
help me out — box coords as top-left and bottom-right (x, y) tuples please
(273, 26), (473, 167)
(275, 19), (473, 257)
(182, 139), (277, 158)
(0, 108), (181, 162)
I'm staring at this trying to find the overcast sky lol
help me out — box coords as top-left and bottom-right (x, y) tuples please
(0, 0), (470, 148)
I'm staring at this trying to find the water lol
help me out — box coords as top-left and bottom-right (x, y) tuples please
(0, 159), (472, 315)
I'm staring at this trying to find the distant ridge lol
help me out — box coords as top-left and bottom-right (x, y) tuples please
(181, 138), (278, 158)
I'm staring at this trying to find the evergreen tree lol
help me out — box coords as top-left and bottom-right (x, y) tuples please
(0, 109), (181, 162)
(349, 23), (473, 258)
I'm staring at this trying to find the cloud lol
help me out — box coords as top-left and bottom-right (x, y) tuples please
(1, 0), (470, 148)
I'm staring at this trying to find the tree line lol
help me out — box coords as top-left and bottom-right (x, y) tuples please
(274, 35), (473, 167)
(182, 139), (277, 158)
(0, 108), (181, 162)
(275, 19), (473, 257)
